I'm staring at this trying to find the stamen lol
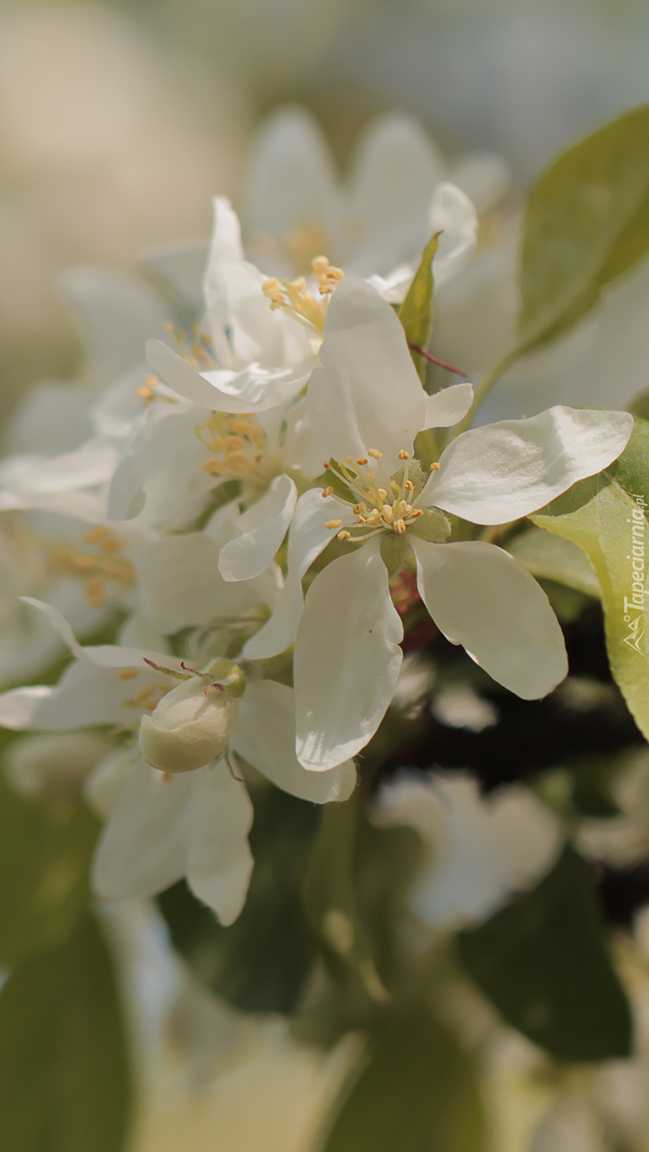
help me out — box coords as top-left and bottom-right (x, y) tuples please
(338, 530), (351, 541)
(430, 462), (440, 471)
(394, 520), (407, 534)
(398, 450), (410, 461)
(378, 488), (388, 500)
(367, 449), (383, 459)
(404, 480), (414, 492)
(322, 486), (334, 497)
(325, 519), (343, 529)
(118, 669), (139, 681)
(382, 504), (394, 523)
(356, 457), (368, 466)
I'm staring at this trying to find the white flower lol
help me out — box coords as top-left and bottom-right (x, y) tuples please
(145, 197), (319, 417)
(243, 280), (632, 771)
(372, 772), (562, 929)
(0, 599), (356, 924)
(243, 107), (492, 299)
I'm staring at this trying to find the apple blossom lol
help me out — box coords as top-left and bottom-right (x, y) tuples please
(0, 598), (356, 923)
(242, 280), (633, 771)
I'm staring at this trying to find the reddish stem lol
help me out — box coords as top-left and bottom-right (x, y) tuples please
(409, 344), (466, 377)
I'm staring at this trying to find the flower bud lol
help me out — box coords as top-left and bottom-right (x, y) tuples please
(138, 675), (241, 774)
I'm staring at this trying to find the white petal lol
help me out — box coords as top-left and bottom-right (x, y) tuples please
(0, 438), (118, 498)
(140, 239), (208, 313)
(308, 279), (425, 472)
(423, 382), (474, 429)
(346, 113), (445, 276)
(19, 596), (183, 672)
(0, 686), (53, 730)
(242, 488), (345, 660)
(203, 197), (245, 363)
(146, 339), (311, 412)
(422, 406), (634, 524)
(186, 759), (254, 925)
(295, 537), (403, 770)
(58, 266), (169, 383)
(219, 475), (297, 582)
(449, 153), (510, 215)
(428, 182), (478, 289)
(93, 760), (193, 901)
(243, 106), (342, 261)
(231, 680), (357, 802)
(133, 533), (259, 633)
(412, 538), (567, 698)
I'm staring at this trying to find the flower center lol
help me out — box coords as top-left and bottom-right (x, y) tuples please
(196, 412), (276, 485)
(52, 528), (135, 608)
(322, 449), (425, 542)
(262, 255), (344, 334)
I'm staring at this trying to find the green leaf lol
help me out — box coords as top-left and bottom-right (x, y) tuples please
(532, 416), (649, 741)
(158, 786), (319, 1014)
(0, 912), (133, 1152)
(518, 104), (649, 356)
(398, 231), (440, 379)
(457, 846), (632, 1061)
(0, 774), (99, 966)
(317, 1004), (485, 1152)
(506, 526), (600, 597)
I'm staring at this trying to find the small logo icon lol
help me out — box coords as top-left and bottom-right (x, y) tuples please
(623, 614), (645, 653)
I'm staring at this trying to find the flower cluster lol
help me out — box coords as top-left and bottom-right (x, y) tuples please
(0, 108), (634, 932)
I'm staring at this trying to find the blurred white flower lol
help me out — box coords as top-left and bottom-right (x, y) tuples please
(372, 772), (562, 930)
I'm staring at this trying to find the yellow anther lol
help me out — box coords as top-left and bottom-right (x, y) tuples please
(394, 500), (409, 518)
(225, 452), (250, 471)
(337, 530), (351, 541)
(250, 426), (265, 444)
(410, 508), (423, 518)
(290, 276), (307, 291)
(430, 461), (440, 471)
(353, 503), (367, 515)
(322, 486), (334, 498)
(346, 456), (354, 465)
(404, 480), (414, 492)
(398, 450), (410, 461)
(135, 383), (156, 404)
(395, 519), (407, 534)
(325, 519), (343, 529)
(311, 255), (344, 295)
(366, 510), (381, 526)
(85, 575), (106, 608)
(226, 435), (245, 451)
(390, 481), (400, 492)
(71, 555), (95, 571)
(356, 457), (368, 466)
(118, 669), (139, 681)
(357, 516), (367, 524)
(378, 488), (388, 500)
(367, 449), (383, 459)
(202, 458), (223, 475)
(230, 420), (252, 435)
(382, 504), (394, 523)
